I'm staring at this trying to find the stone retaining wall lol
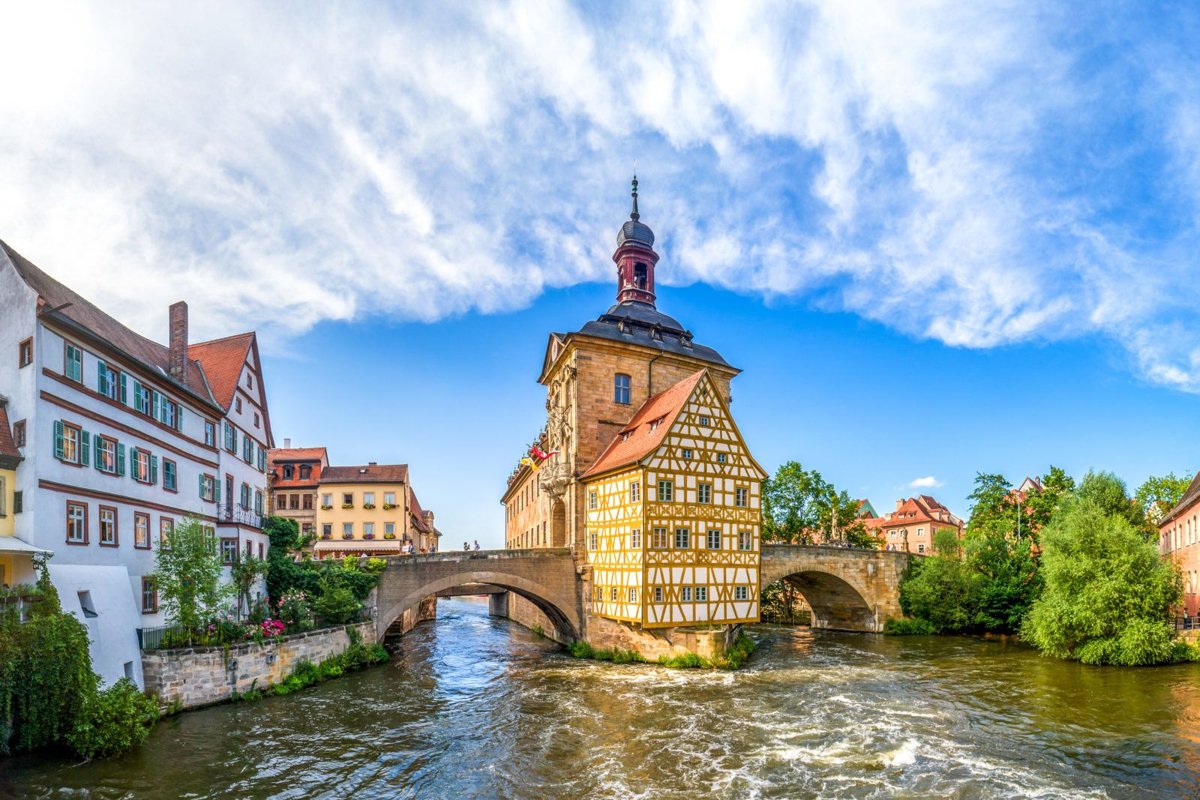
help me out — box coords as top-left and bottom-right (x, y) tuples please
(142, 622), (375, 711)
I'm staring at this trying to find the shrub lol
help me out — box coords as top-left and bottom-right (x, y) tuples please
(715, 632), (756, 670)
(312, 583), (362, 626)
(884, 617), (938, 635)
(658, 652), (708, 669)
(567, 640), (595, 659)
(66, 679), (158, 761)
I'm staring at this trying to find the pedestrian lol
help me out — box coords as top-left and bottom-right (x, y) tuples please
(464, 541), (470, 551)
(473, 540), (481, 550)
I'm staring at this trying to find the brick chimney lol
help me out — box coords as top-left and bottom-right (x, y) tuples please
(169, 302), (188, 379)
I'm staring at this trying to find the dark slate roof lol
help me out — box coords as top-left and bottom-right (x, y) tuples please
(617, 218), (655, 247)
(572, 301), (732, 369)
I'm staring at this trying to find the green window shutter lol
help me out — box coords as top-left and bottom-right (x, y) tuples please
(152, 392), (161, 421)
(97, 361), (105, 393)
(116, 443), (126, 476)
(79, 430), (90, 465)
(94, 439), (103, 470)
(53, 420), (64, 459)
(198, 473), (206, 498)
(133, 381), (143, 413)
(150, 455), (158, 485)
(214, 480), (222, 504)
(120, 373), (128, 405)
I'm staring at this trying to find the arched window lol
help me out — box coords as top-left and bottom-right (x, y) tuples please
(614, 373), (631, 405)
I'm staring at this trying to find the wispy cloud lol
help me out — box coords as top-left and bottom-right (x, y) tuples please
(909, 476), (944, 489)
(2, 2), (1199, 389)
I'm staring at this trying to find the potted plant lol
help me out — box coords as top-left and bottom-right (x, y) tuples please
(363, 532), (375, 540)
(341, 503), (354, 510)
(383, 533), (396, 540)
(321, 531), (332, 540)
(342, 532), (354, 540)
(363, 503), (376, 510)
(321, 504), (333, 511)
(383, 503), (396, 510)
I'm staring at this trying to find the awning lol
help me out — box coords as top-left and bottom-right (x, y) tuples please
(0, 537), (51, 555)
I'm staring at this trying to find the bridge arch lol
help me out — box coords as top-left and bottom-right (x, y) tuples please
(760, 545), (910, 632)
(373, 550), (584, 644)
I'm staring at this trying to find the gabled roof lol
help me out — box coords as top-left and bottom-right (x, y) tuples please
(189, 332), (255, 411)
(882, 495), (963, 528)
(0, 402), (22, 469)
(408, 486), (433, 533)
(581, 370), (706, 479)
(320, 464), (409, 484)
(269, 447), (329, 464)
(1, 240), (218, 409)
(1160, 470), (1200, 526)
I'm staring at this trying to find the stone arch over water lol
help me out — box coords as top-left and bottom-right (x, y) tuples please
(760, 545), (910, 632)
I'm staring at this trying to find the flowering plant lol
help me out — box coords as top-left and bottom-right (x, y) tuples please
(362, 503), (376, 510)
(342, 532), (353, 540)
(363, 533), (375, 540)
(260, 619), (285, 638)
(278, 590), (313, 632)
(383, 533), (396, 540)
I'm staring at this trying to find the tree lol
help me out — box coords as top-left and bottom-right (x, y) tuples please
(898, 556), (976, 633)
(1076, 471), (1146, 534)
(762, 462), (827, 544)
(1023, 466), (1075, 534)
(154, 518), (230, 641)
(1135, 472), (1193, 526)
(1022, 497), (1181, 666)
(966, 472), (1012, 531)
(230, 553), (268, 622)
(964, 519), (1041, 632)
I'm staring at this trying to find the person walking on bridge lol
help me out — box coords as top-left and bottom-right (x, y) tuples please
(473, 540), (481, 550)
(463, 541), (470, 551)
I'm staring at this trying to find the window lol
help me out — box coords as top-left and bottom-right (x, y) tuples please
(241, 483), (252, 509)
(364, 522), (375, 538)
(322, 493), (332, 507)
(283, 465), (294, 480)
(77, 591), (98, 618)
(614, 373), (631, 405)
(917, 528), (924, 537)
(674, 528), (690, 549)
(628, 588), (637, 603)
(95, 436), (118, 474)
(652, 525), (672, 551)
(588, 491), (598, 510)
(698, 483), (712, 504)
(589, 532), (598, 550)
(254, 490), (263, 516)
(657, 480), (673, 502)
(300, 465), (311, 480)
(141, 578), (158, 614)
(98, 506), (118, 546)
(253, 412), (260, 428)
(220, 539), (237, 565)
(682, 449), (693, 459)
(738, 530), (753, 551)
(630, 482), (640, 502)
(98, 362), (121, 401)
(695, 586), (708, 602)
(55, 421), (84, 464)
(67, 501), (87, 544)
(342, 493), (353, 506)
(918, 544), (925, 553)
(707, 529), (721, 549)
(132, 448), (157, 484)
(363, 492), (375, 507)
(322, 523), (333, 538)
(717, 453), (727, 464)
(385, 521), (396, 536)
(653, 586), (664, 603)
(204, 421), (216, 447)
(199, 474), (217, 502)
(247, 373), (254, 390)
(257, 448), (267, 472)
(133, 381), (151, 415)
(302, 494), (312, 510)
(610, 587), (618, 602)
(735, 488), (748, 507)
(343, 522), (353, 537)
(163, 459), (177, 491)
(12, 491), (21, 514)
(133, 512), (150, 549)
(699, 415), (709, 426)
(631, 529), (642, 548)
(243, 434), (253, 463)
(681, 586), (693, 602)
(384, 492), (396, 507)
(735, 586), (749, 601)
(224, 422), (236, 453)
(159, 518), (173, 547)
(18, 338), (32, 367)
(235, 397), (242, 413)
(12, 419), (25, 448)
(156, 394), (178, 429)
(64, 343), (82, 382)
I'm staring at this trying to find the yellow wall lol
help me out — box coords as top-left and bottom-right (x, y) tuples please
(0, 466), (36, 587)
(315, 482), (410, 545)
(0, 467), (13, 538)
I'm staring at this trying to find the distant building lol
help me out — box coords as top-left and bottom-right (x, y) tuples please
(1158, 472), (1200, 617)
(0, 240), (273, 687)
(313, 463), (438, 558)
(267, 442), (329, 540)
(878, 495), (963, 554)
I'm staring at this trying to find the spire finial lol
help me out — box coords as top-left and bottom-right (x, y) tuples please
(630, 168), (640, 221)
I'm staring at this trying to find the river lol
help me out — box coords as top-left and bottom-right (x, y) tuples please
(4, 597), (1200, 799)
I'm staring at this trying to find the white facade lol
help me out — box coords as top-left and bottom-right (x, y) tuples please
(0, 244), (273, 687)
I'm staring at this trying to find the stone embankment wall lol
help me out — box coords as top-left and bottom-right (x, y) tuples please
(142, 622), (375, 711)
(494, 593), (570, 645)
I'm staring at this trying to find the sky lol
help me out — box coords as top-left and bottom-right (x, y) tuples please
(2, 1), (1200, 544)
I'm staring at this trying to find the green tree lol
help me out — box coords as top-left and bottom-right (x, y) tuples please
(1076, 471), (1145, 534)
(964, 519), (1041, 632)
(230, 553), (268, 622)
(966, 472), (1012, 530)
(897, 556), (976, 633)
(265, 516), (319, 606)
(154, 518), (230, 641)
(1023, 466), (1075, 534)
(932, 528), (962, 558)
(1022, 497), (1181, 666)
(1135, 472), (1193, 526)
(762, 462), (826, 543)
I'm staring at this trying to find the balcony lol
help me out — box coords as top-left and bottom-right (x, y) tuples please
(218, 503), (262, 529)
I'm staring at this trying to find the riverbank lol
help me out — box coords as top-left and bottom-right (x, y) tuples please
(7, 598), (1200, 799)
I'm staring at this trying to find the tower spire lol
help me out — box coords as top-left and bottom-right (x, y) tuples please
(631, 172), (639, 221)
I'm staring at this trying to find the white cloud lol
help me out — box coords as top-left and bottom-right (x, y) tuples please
(1, 2), (1199, 389)
(909, 476), (943, 489)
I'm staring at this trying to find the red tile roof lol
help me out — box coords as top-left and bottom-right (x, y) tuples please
(408, 486), (432, 533)
(2, 240), (218, 409)
(320, 464), (409, 484)
(189, 332), (255, 412)
(0, 403), (22, 468)
(880, 495), (962, 529)
(269, 447), (329, 464)
(581, 370), (706, 479)
(1160, 470), (1200, 527)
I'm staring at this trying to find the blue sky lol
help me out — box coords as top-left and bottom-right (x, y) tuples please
(2, 2), (1200, 542)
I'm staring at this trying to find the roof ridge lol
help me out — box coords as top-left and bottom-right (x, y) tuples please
(190, 330), (256, 348)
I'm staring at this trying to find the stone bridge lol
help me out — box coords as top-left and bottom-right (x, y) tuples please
(373, 545), (910, 644)
(761, 545), (910, 632)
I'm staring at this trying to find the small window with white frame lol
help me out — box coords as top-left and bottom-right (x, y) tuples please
(680, 586), (693, 602)
(695, 586), (708, 602)
(738, 530), (753, 551)
(631, 529), (642, 548)
(735, 586), (749, 601)
(652, 527), (668, 549)
(657, 480), (673, 502)
(682, 448), (693, 459)
(610, 587), (618, 602)
(629, 482), (640, 502)
(707, 529), (721, 549)
(698, 483), (712, 504)
(674, 527), (690, 549)
(588, 491), (598, 510)
(628, 587), (637, 603)
(735, 487), (748, 507)
(589, 532), (598, 550)
(717, 453), (727, 464)
(653, 586), (664, 603)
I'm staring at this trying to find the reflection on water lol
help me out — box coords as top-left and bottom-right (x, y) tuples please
(4, 597), (1200, 799)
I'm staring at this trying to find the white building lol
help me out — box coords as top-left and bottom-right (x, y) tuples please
(0, 240), (274, 687)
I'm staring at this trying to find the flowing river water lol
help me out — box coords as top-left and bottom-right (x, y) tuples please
(4, 596), (1200, 799)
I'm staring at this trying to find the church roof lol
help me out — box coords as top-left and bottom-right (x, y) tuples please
(581, 370), (706, 479)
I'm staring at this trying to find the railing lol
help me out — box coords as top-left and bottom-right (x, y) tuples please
(1174, 615), (1200, 632)
(0, 593), (43, 624)
(218, 503), (262, 529)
